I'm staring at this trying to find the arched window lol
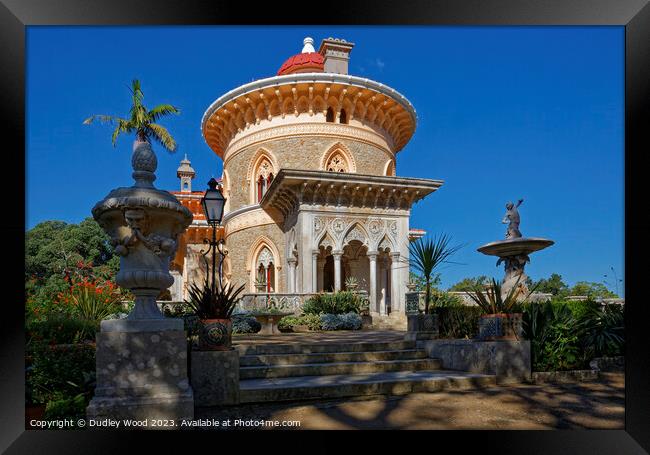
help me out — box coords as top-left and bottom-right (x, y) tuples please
(254, 158), (274, 203)
(256, 246), (276, 293)
(326, 107), (335, 123)
(339, 109), (347, 124)
(326, 152), (348, 173)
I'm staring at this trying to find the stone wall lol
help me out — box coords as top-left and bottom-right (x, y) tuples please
(226, 222), (287, 293)
(223, 136), (394, 210)
(421, 339), (531, 382)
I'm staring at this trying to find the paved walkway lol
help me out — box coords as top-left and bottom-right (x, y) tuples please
(196, 373), (624, 430)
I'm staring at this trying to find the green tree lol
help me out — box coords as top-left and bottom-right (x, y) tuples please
(448, 276), (489, 292)
(408, 272), (440, 292)
(409, 234), (462, 314)
(83, 79), (180, 152)
(570, 281), (618, 299)
(532, 273), (569, 296)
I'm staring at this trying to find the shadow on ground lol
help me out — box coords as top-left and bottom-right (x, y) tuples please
(194, 372), (624, 430)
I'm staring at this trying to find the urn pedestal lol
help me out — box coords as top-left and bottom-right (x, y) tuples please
(87, 141), (194, 426)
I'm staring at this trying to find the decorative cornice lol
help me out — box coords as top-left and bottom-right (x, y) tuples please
(259, 169), (443, 222)
(202, 73), (416, 158)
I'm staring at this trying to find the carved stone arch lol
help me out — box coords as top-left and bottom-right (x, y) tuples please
(221, 168), (231, 213)
(268, 99), (281, 117)
(320, 142), (357, 173)
(316, 231), (336, 252)
(376, 234), (395, 253)
(282, 97), (295, 116)
(383, 159), (396, 176)
(255, 102), (267, 122)
(246, 236), (282, 292)
(312, 95), (326, 115)
(296, 95), (309, 115)
(342, 222), (369, 249)
(247, 147), (278, 204)
(244, 107), (255, 126)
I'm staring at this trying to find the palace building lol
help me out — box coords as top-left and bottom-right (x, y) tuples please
(168, 36), (443, 319)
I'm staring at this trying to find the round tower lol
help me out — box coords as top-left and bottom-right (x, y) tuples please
(200, 36), (442, 316)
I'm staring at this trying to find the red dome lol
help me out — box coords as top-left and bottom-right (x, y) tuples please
(277, 52), (324, 76)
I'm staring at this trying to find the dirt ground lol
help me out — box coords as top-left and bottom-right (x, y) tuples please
(195, 373), (624, 430)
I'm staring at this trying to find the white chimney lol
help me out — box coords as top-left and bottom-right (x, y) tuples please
(319, 37), (355, 75)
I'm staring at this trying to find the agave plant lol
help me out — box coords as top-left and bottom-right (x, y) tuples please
(466, 277), (532, 314)
(185, 277), (246, 320)
(83, 79), (180, 152)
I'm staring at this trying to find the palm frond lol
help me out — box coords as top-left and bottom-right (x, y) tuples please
(111, 119), (134, 147)
(147, 123), (177, 152)
(148, 103), (180, 122)
(83, 114), (118, 125)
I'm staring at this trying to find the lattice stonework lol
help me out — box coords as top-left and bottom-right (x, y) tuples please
(326, 153), (348, 172)
(257, 159), (273, 179)
(257, 247), (274, 268)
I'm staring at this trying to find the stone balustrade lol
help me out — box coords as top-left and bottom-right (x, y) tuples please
(237, 290), (370, 314)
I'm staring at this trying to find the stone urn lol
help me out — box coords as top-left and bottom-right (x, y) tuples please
(87, 140), (195, 424)
(91, 140), (193, 329)
(478, 313), (523, 341)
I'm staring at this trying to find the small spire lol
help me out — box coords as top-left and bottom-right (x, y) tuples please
(302, 37), (315, 53)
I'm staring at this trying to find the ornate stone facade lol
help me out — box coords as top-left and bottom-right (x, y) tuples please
(169, 36), (444, 316)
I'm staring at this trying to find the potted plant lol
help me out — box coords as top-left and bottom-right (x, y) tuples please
(466, 277), (532, 340)
(185, 278), (245, 350)
(407, 234), (463, 338)
(254, 277), (267, 293)
(344, 276), (359, 291)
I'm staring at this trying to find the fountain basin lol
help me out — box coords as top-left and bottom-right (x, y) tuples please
(477, 237), (554, 258)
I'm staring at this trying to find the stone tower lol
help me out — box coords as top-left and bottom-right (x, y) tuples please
(199, 36), (443, 316)
(177, 154), (195, 192)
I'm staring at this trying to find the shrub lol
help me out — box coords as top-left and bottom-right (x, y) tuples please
(26, 313), (98, 345)
(435, 306), (482, 339)
(581, 303), (624, 358)
(232, 314), (262, 334)
(428, 291), (463, 309)
(278, 314), (322, 331)
(44, 393), (87, 420)
(26, 343), (96, 405)
(302, 291), (362, 315)
(523, 301), (589, 371)
(320, 312), (362, 331)
(338, 312), (362, 330)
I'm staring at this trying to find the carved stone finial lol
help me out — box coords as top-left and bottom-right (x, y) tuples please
(131, 140), (157, 188)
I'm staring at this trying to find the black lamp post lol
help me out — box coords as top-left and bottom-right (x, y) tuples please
(200, 178), (227, 294)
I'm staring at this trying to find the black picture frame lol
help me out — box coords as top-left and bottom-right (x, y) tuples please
(4, 0), (648, 452)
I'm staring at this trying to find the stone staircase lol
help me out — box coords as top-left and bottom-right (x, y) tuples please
(236, 339), (495, 403)
(369, 313), (408, 331)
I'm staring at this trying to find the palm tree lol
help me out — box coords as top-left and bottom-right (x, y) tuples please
(409, 234), (462, 314)
(83, 79), (179, 152)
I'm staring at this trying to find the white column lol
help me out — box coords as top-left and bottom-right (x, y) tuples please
(333, 250), (343, 292)
(368, 251), (378, 313)
(311, 251), (319, 293)
(390, 252), (400, 313)
(379, 257), (388, 315)
(287, 257), (297, 294)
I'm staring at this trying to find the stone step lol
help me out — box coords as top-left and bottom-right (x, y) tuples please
(240, 358), (442, 379)
(239, 349), (428, 367)
(239, 370), (496, 404)
(235, 340), (416, 356)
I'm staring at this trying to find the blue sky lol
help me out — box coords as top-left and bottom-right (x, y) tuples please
(26, 26), (624, 293)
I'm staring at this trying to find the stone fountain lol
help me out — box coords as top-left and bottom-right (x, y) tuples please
(86, 141), (194, 424)
(477, 199), (554, 298)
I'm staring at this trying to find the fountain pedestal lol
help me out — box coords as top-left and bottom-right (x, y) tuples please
(86, 141), (194, 425)
(478, 237), (554, 299)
